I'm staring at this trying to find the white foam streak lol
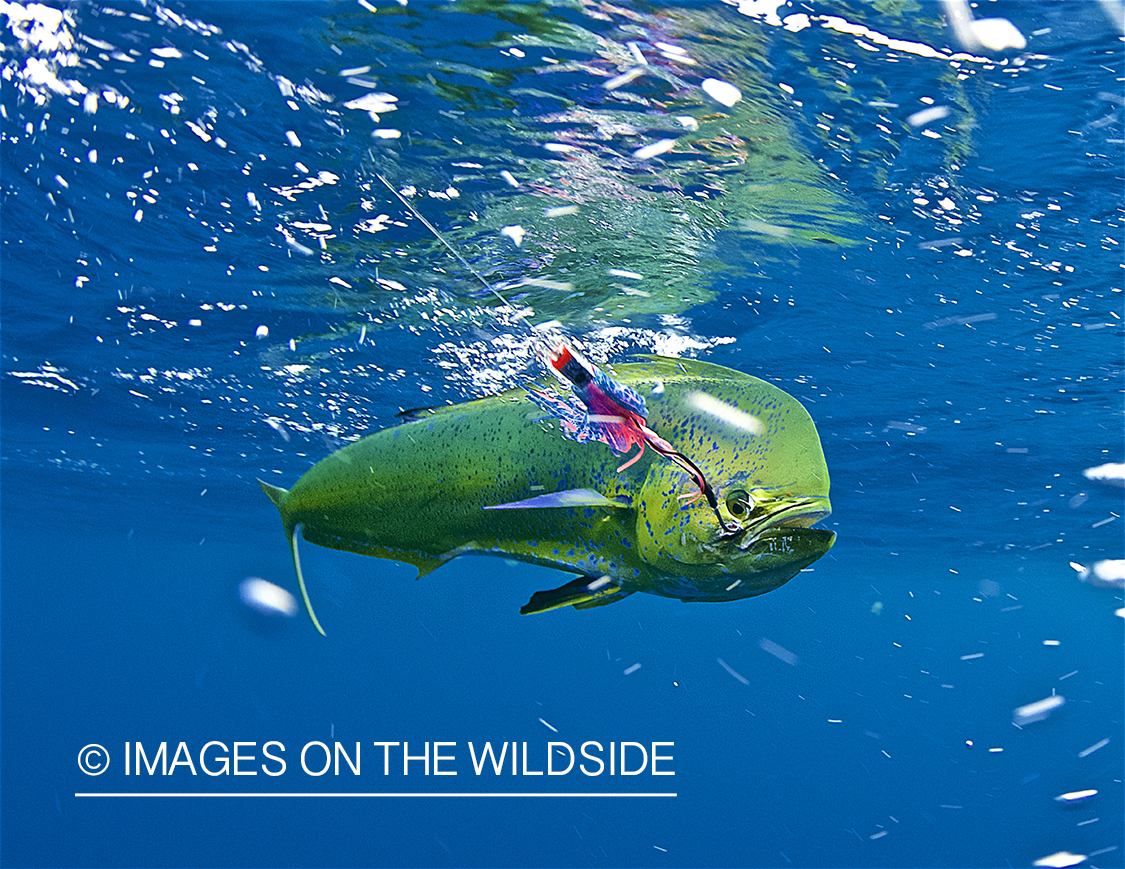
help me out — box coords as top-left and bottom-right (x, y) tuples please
(1083, 462), (1124, 486)
(687, 392), (764, 435)
(1012, 694), (1065, 726)
(1071, 559), (1125, 588)
(1033, 852), (1087, 869)
(758, 637), (799, 666)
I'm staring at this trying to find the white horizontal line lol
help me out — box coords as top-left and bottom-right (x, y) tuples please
(75, 792), (677, 798)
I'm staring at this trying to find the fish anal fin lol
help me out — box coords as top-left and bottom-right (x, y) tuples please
(520, 576), (625, 615)
(298, 523), (466, 581)
(408, 544), (476, 579)
(412, 556), (450, 579)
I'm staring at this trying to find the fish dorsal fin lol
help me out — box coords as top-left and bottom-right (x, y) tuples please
(520, 576), (627, 615)
(484, 488), (628, 511)
(395, 404), (459, 423)
(630, 354), (724, 381)
(396, 386), (527, 425)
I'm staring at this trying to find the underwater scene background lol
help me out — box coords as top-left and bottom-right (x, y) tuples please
(2, 1), (1122, 866)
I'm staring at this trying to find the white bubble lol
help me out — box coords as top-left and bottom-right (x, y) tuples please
(1012, 694), (1065, 726)
(632, 138), (676, 161)
(343, 92), (398, 113)
(972, 18), (1026, 52)
(500, 225), (525, 246)
(907, 105), (950, 128)
(1033, 852), (1086, 869)
(701, 78), (742, 107)
(239, 577), (298, 617)
(1054, 789), (1097, 804)
(1082, 462), (1124, 486)
(783, 13), (811, 32)
(1071, 559), (1125, 588)
(605, 68), (644, 91)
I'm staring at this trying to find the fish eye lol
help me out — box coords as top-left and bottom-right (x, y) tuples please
(725, 489), (753, 517)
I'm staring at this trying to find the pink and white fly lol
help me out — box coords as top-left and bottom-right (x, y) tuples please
(527, 343), (738, 533)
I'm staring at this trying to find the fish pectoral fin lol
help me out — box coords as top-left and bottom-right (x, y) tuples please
(573, 590), (632, 610)
(520, 576), (626, 615)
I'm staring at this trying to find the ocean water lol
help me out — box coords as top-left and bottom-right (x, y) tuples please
(1, 1), (1122, 867)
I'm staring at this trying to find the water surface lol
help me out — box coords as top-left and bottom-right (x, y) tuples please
(2, 1), (1122, 866)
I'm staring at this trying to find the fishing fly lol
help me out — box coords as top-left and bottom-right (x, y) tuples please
(527, 343), (738, 533)
(376, 175), (739, 535)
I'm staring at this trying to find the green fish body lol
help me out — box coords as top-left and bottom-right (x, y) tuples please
(261, 356), (833, 633)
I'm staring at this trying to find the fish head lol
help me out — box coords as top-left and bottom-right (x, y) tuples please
(631, 370), (833, 601)
(635, 462), (833, 600)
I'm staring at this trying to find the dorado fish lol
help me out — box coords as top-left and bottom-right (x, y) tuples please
(261, 355), (833, 634)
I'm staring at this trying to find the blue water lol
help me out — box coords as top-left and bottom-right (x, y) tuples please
(2, 1), (1122, 867)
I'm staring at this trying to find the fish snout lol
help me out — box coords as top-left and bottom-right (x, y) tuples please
(730, 494), (833, 550)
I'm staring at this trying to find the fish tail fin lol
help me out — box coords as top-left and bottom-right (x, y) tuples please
(258, 479), (288, 508)
(258, 479), (326, 636)
(288, 524), (326, 636)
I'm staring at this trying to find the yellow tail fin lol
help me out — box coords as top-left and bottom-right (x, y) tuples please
(288, 524), (326, 636)
(258, 479), (326, 636)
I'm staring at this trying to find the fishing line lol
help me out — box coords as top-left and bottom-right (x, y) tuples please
(375, 173), (738, 535)
(375, 174), (540, 342)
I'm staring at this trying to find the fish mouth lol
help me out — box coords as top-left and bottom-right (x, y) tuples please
(658, 520), (835, 602)
(730, 495), (832, 550)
